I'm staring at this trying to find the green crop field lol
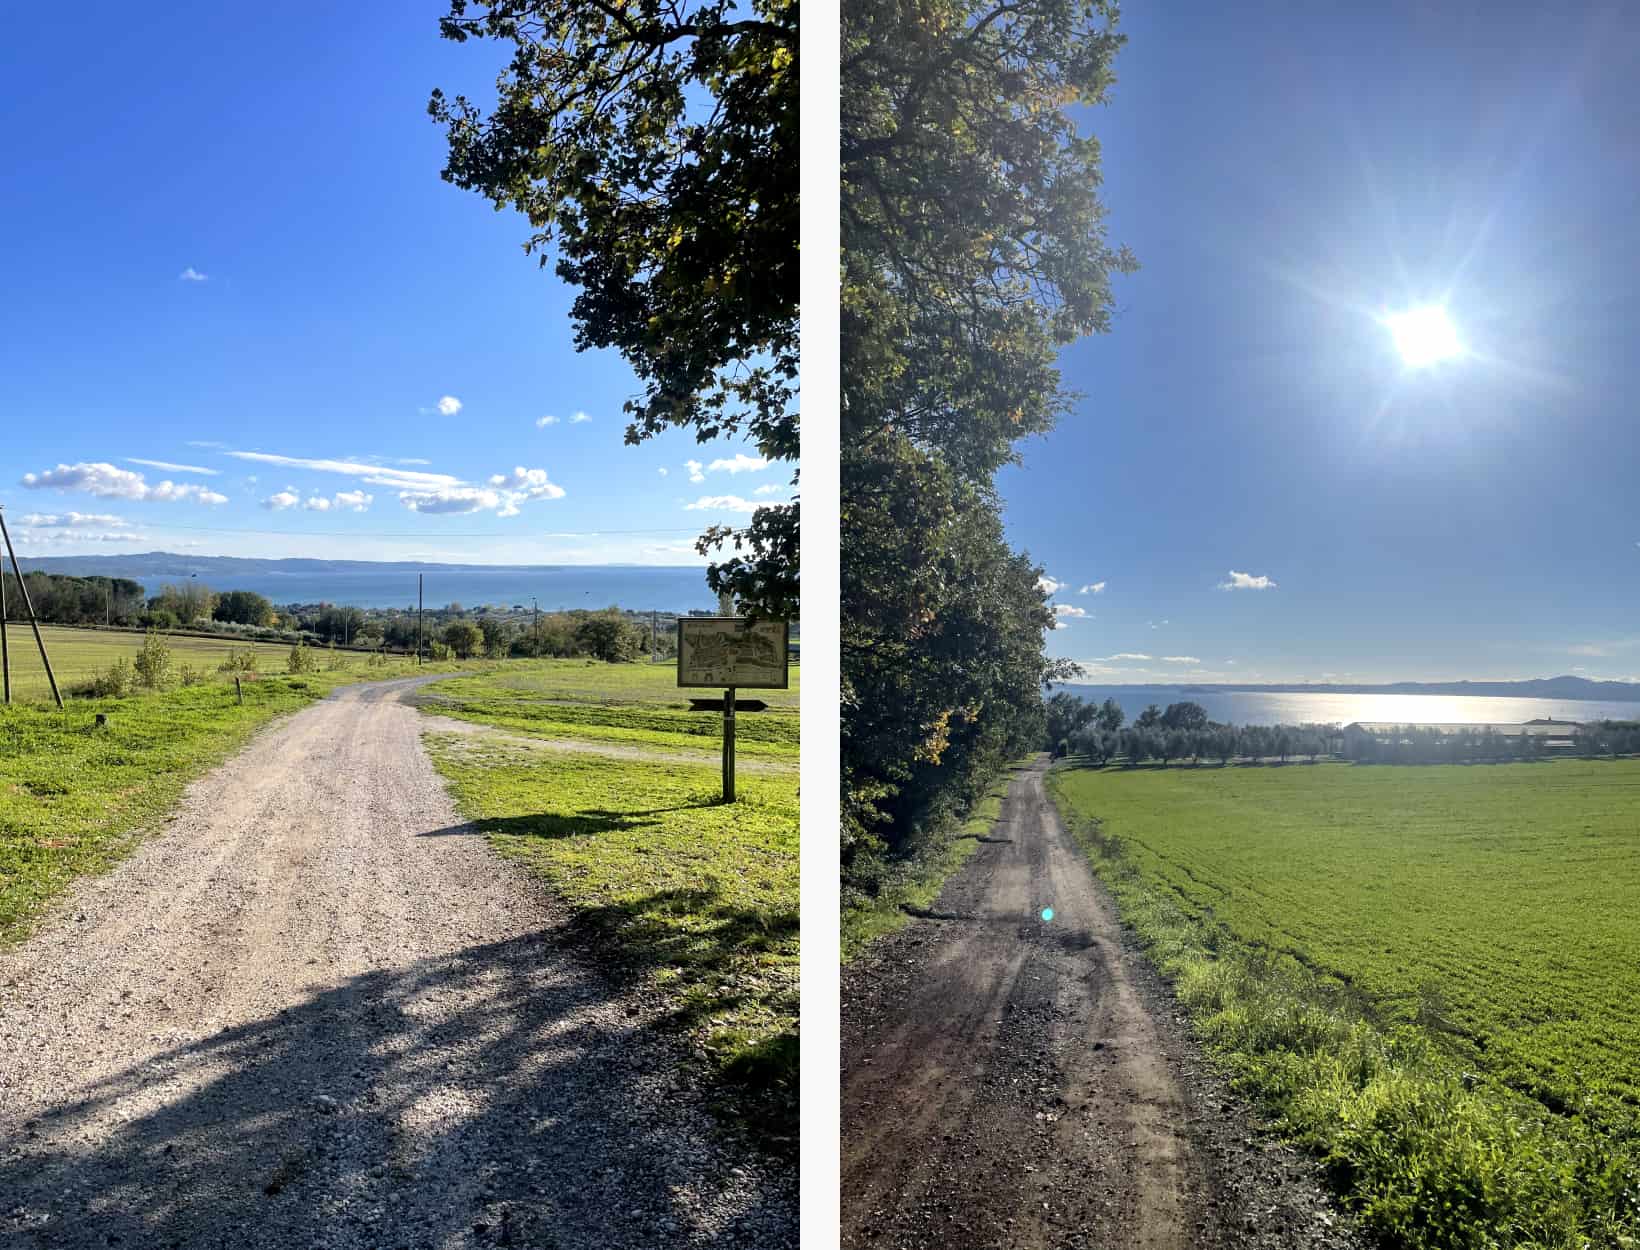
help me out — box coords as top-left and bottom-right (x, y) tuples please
(0, 624), (295, 701)
(421, 659), (799, 761)
(418, 661), (799, 1146)
(1050, 759), (1640, 1248)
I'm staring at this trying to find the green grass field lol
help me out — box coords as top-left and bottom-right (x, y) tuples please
(418, 661), (799, 1146)
(421, 660), (799, 761)
(1050, 759), (1640, 1248)
(0, 624), (302, 700)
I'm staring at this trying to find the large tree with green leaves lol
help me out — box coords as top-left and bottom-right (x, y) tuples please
(842, 0), (1133, 879)
(430, 0), (798, 616)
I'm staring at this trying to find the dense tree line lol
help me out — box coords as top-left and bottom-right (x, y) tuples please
(1, 571), (145, 626)
(841, 0), (1134, 895)
(429, 0), (798, 617)
(1052, 697), (1640, 767)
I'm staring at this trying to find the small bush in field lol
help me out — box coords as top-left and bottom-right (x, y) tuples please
(217, 648), (258, 674)
(287, 642), (320, 674)
(177, 665), (206, 688)
(133, 631), (174, 691)
(71, 657), (136, 699)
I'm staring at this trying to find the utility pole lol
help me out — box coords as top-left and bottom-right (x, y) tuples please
(0, 505), (62, 709)
(417, 575), (424, 665)
(1, 554), (9, 705)
(651, 609), (658, 663)
(532, 597), (539, 656)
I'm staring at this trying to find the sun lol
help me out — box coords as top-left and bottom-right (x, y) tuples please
(1385, 305), (1463, 367)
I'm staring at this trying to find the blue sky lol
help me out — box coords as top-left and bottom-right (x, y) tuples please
(1003, 1), (1640, 684)
(1, 1), (790, 570)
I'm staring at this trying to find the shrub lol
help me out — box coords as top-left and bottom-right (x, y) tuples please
(71, 657), (135, 699)
(287, 642), (320, 674)
(177, 665), (206, 688)
(133, 631), (174, 691)
(217, 648), (259, 674)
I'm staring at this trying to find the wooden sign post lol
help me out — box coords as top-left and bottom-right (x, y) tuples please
(677, 614), (790, 803)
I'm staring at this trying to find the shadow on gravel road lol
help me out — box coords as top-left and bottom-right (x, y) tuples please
(1, 930), (788, 1250)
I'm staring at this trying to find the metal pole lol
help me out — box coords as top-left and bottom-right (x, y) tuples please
(724, 684), (737, 803)
(652, 609), (658, 663)
(1, 558), (10, 705)
(0, 508), (63, 709)
(533, 598), (539, 656)
(418, 574), (424, 666)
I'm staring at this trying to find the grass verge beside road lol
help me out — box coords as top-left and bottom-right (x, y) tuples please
(418, 662), (800, 1148)
(839, 757), (1032, 962)
(1048, 759), (1640, 1250)
(420, 661), (798, 762)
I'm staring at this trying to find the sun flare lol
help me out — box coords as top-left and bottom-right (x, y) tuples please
(1385, 305), (1462, 367)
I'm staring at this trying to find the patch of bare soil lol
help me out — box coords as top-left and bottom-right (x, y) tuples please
(840, 754), (1365, 1250)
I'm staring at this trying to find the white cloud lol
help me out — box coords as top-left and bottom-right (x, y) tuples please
(150, 481), (228, 504)
(20, 462), (224, 504)
(229, 449), (560, 519)
(128, 458), (218, 476)
(753, 483), (782, 496)
(684, 495), (760, 514)
(304, 496), (332, 512)
(570, 411), (592, 424)
(262, 489), (300, 511)
(1054, 604), (1087, 618)
(224, 451), (462, 491)
(396, 458), (432, 466)
(1099, 653), (1153, 662)
(686, 460), (705, 483)
(657, 467), (669, 477)
(708, 453), (767, 474)
(18, 528), (145, 545)
(486, 466), (568, 514)
(1037, 575), (1064, 595)
(536, 415), (559, 428)
(18, 512), (129, 529)
(1220, 570), (1277, 590)
(399, 486), (503, 515)
(437, 396), (463, 416)
(1078, 582), (1106, 595)
(1162, 655), (1202, 664)
(178, 266), (208, 282)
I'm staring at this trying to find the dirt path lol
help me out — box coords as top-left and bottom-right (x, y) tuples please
(419, 712), (798, 774)
(840, 755), (1362, 1250)
(0, 676), (793, 1250)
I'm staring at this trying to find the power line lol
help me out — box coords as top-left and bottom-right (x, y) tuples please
(13, 519), (718, 540)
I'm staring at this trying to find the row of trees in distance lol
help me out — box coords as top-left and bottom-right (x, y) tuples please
(840, 0), (1135, 900)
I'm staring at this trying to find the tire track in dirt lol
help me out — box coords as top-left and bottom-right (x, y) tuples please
(841, 755), (1363, 1250)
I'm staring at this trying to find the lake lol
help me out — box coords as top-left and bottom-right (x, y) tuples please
(1058, 684), (1640, 727)
(131, 566), (721, 613)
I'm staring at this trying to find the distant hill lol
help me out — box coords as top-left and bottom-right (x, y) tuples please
(1070, 676), (1640, 702)
(15, 552), (601, 578)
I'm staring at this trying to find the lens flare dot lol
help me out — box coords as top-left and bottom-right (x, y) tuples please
(1040, 908), (1054, 922)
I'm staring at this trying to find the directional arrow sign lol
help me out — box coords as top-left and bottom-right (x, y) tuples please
(688, 698), (769, 713)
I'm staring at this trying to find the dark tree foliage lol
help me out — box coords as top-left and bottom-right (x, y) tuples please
(842, 0), (1132, 885)
(213, 590), (275, 628)
(430, 0), (798, 617)
(0, 572), (144, 627)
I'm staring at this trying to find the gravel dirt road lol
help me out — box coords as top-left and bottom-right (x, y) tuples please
(0, 676), (794, 1250)
(840, 755), (1364, 1250)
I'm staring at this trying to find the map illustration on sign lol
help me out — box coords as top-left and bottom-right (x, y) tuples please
(677, 617), (790, 689)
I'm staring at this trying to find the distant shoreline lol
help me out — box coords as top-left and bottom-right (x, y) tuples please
(1057, 677), (1640, 702)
